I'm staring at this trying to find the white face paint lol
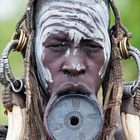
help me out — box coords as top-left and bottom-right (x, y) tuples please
(72, 63), (84, 71)
(65, 48), (78, 57)
(34, 0), (110, 90)
(65, 49), (70, 57)
(35, 34), (53, 91)
(73, 49), (78, 56)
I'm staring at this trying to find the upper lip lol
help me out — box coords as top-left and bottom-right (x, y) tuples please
(54, 82), (93, 97)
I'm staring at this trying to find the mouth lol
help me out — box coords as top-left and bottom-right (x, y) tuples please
(53, 82), (94, 97)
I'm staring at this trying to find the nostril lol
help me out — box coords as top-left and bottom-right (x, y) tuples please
(63, 69), (86, 77)
(63, 70), (71, 76)
(62, 64), (87, 76)
(79, 70), (86, 75)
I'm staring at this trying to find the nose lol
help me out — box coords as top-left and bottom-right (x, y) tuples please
(62, 56), (87, 77)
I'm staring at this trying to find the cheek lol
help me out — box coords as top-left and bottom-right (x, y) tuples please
(42, 49), (57, 68)
(42, 52), (53, 79)
(88, 50), (105, 71)
(87, 51), (104, 90)
(42, 49), (55, 65)
(95, 51), (105, 78)
(42, 49), (63, 76)
(96, 50), (104, 66)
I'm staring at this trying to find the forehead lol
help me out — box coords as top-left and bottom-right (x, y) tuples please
(35, 0), (110, 23)
(35, 1), (110, 46)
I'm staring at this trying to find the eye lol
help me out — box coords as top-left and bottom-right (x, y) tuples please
(84, 43), (102, 53)
(44, 43), (69, 52)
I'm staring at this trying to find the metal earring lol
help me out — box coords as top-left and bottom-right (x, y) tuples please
(0, 29), (28, 93)
(118, 36), (140, 100)
(118, 36), (140, 140)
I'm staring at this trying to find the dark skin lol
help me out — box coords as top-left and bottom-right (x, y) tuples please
(40, 31), (105, 140)
(42, 31), (104, 97)
(38, 19), (124, 140)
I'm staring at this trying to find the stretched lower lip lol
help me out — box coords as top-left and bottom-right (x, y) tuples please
(44, 89), (103, 140)
(53, 82), (93, 97)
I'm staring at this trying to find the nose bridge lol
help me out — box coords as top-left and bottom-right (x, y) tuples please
(67, 48), (84, 68)
(62, 48), (86, 76)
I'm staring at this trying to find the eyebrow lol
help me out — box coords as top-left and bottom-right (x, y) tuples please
(81, 39), (103, 47)
(42, 31), (70, 46)
(47, 32), (70, 41)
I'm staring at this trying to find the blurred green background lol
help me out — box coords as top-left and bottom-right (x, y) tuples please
(0, 0), (140, 125)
